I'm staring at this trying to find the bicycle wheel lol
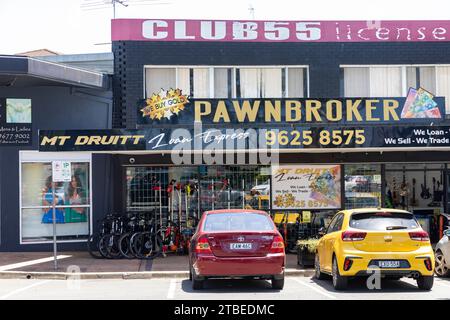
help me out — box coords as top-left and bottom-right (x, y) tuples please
(119, 232), (134, 259)
(133, 232), (155, 259)
(87, 234), (102, 259)
(109, 234), (122, 259)
(98, 234), (112, 259)
(99, 234), (121, 259)
(128, 232), (141, 258)
(133, 232), (162, 259)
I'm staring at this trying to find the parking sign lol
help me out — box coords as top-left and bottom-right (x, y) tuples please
(52, 161), (71, 182)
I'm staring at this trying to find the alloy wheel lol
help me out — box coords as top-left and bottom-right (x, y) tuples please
(435, 252), (449, 276)
(332, 258), (338, 286)
(315, 255), (320, 278)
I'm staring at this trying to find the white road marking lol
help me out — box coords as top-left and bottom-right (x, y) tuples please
(0, 255), (72, 271)
(0, 280), (51, 300)
(167, 279), (177, 299)
(293, 278), (336, 300)
(434, 279), (450, 289)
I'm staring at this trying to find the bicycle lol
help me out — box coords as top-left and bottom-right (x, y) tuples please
(87, 213), (117, 259)
(119, 212), (148, 259)
(131, 216), (162, 259)
(98, 214), (127, 259)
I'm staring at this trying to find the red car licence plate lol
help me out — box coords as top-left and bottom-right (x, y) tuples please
(230, 243), (252, 250)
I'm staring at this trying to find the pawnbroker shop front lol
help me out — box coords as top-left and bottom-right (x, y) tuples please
(38, 19), (450, 252)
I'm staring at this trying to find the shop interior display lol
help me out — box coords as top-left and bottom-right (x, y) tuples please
(87, 163), (449, 259)
(385, 165), (444, 210)
(344, 164), (382, 210)
(385, 164), (444, 243)
(88, 166), (275, 259)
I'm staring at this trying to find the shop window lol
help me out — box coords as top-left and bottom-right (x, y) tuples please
(20, 154), (91, 243)
(124, 165), (270, 225)
(343, 67), (370, 97)
(145, 66), (307, 99)
(198, 165), (270, 211)
(214, 68), (234, 98)
(343, 65), (450, 114)
(385, 163), (444, 241)
(343, 65), (438, 97)
(177, 68), (190, 96)
(384, 164), (444, 212)
(287, 67), (306, 98)
(369, 67), (402, 96)
(406, 67), (436, 94)
(344, 66), (402, 97)
(344, 164), (382, 209)
(145, 68), (176, 97)
(193, 68), (210, 98)
(237, 68), (282, 98)
(144, 67), (190, 97)
(436, 66), (450, 114)
(420, 67), (436, 93)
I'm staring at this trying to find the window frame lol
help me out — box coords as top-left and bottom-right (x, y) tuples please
(341, 64), (450, 97)
(326, 212), (343, 234)
(143, 65), (310, 99)
(19, 151), (93, 244)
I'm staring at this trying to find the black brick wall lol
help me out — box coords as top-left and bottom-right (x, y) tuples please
(112, 41), (450, 129)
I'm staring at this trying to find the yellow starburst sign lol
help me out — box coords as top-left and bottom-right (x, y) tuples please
(141, 88), (189, 120)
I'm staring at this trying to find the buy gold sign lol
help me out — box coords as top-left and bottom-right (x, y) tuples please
(141, 88), (189, 120)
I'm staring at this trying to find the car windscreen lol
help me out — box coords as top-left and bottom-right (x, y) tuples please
(349, 212), (419, 231)
(203, 213), (274, 232)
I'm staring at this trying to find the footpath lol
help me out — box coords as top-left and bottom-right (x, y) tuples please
(0, 252), (314, 280)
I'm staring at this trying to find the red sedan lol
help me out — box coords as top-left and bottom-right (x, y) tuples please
(188, 209), (286, 290)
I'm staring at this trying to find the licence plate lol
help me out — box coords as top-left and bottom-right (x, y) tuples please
(378, 260), (401, 268)
(230, 243), (252, 250)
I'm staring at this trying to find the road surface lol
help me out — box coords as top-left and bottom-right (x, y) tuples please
(0, 276), (449, 300)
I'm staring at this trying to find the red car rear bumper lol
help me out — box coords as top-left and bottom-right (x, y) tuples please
(193, 253), (285, 278)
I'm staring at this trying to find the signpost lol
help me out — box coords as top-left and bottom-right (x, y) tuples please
(51, 161), (71, 270)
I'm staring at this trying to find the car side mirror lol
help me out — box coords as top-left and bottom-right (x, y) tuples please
(318, 227), (326, 237)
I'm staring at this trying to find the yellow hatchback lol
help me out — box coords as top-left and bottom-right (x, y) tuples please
(315, 208), (435, 290)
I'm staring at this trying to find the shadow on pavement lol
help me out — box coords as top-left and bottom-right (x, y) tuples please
(180, 279), (282, 294)
(310, 276), (423, 293)
(435, 276), (450, 282)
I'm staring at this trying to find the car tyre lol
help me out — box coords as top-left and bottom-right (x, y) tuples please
(192, 278), (204, 290)
(271, 275), (284, 290)
(332, 256), (348, 291)
(191, 268), (204, 290)
(314, 254), (327, 280)
(435, 250), (450, 277)
(417, 275), (434, 290)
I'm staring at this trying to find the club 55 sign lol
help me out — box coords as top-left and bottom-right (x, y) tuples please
(112, 19), (450, 42)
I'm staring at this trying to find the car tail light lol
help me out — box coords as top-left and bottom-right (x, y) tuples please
(341, 231), (367, 241)
(409, 231), (430, 242)
(195, 236), (212, 254)
(343, 257), (353, 271)
(424, 258), (433, 271)
(270, 235), (285, 253)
